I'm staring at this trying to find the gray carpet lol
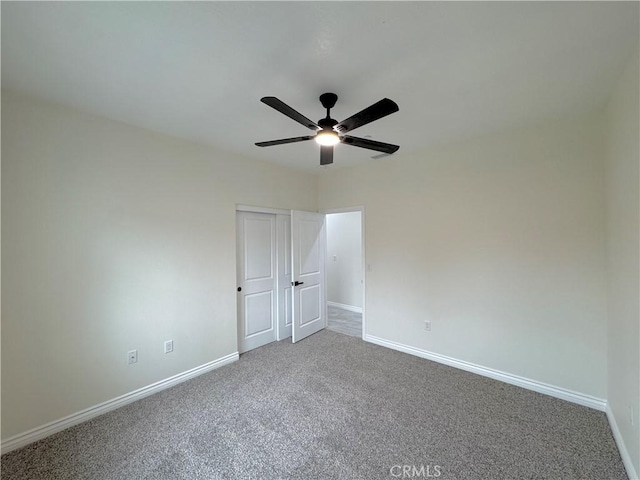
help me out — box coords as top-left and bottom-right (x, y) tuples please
(327, 305), (362, 337)
(1, 330), (627, 479)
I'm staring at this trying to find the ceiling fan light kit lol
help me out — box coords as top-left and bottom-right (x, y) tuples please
(255, 92), (399, 166)
(315, 131), (340, 146)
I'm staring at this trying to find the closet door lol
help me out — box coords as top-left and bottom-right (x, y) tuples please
(237, 211), (277, 353)
(291, 210), (326, 343)
(276, 214), (293, 340)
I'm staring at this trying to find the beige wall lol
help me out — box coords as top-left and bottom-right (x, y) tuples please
(1, 90), (317, 439)
(319, 112), (608, 398)
(605, 51), (640, 476)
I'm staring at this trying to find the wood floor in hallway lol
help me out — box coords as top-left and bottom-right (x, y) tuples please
(327, 305), (362, 337)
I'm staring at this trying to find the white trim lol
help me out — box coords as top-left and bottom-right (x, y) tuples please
(1, 352), (239, 454)
(327, 301), (363, 314)
(322, 205), (365, 215)
(606, 404), (639, 480)
(236, 204), (291, 216)
(365, 334), (607, 411)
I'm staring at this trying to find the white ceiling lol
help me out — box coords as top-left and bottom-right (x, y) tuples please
(2, 2), (638, 172)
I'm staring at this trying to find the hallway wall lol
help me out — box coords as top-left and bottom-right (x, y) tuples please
(326, 212), (363, 310)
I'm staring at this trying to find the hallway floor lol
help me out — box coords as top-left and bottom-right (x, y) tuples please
(327, 305), (362, 337)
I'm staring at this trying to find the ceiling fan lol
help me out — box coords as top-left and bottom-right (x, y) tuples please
(255, 93), (399, 166)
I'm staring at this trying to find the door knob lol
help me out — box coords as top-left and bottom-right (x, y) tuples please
(237, 287), (242, 292)
(292, 281), (304, 286)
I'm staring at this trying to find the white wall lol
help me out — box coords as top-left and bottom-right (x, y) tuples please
(326, 212), (362, 309)
(1, 90), (318, 440)
(319, 111), (608, 399)
(604, 51), (640, 477)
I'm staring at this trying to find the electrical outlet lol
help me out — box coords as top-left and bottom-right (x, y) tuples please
(164, 340), (174, 354)
(128, 349), (138, 364)
(424, 321), (431, 331)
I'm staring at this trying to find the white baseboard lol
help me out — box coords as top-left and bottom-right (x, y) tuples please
(1, 352), (239, 454)
(327, 301), (363, 314)
(606, 404), (639, 480)
(365, 334), (607, 412)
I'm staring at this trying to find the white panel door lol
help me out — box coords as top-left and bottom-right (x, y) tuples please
(291, 210), (326, 343)
(237, 211), (277, 353)
(277, 214), (292, 340)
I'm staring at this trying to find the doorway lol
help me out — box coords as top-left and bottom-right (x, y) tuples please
(325, 208), (364, 339)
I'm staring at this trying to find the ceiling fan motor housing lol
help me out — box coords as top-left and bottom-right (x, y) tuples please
(318, 117), (338, 129)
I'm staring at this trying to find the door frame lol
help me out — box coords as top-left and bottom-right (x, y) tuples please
(237, 205), (292, 345)
(321, 206), (366, 340)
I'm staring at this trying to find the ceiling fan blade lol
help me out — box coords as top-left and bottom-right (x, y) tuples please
(341, 135), (400, 154)
(334, 98), (399, 134)
(260, 97), (319, 131)
(255, 136), (315, 147)
(320, 145), (334, 165)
